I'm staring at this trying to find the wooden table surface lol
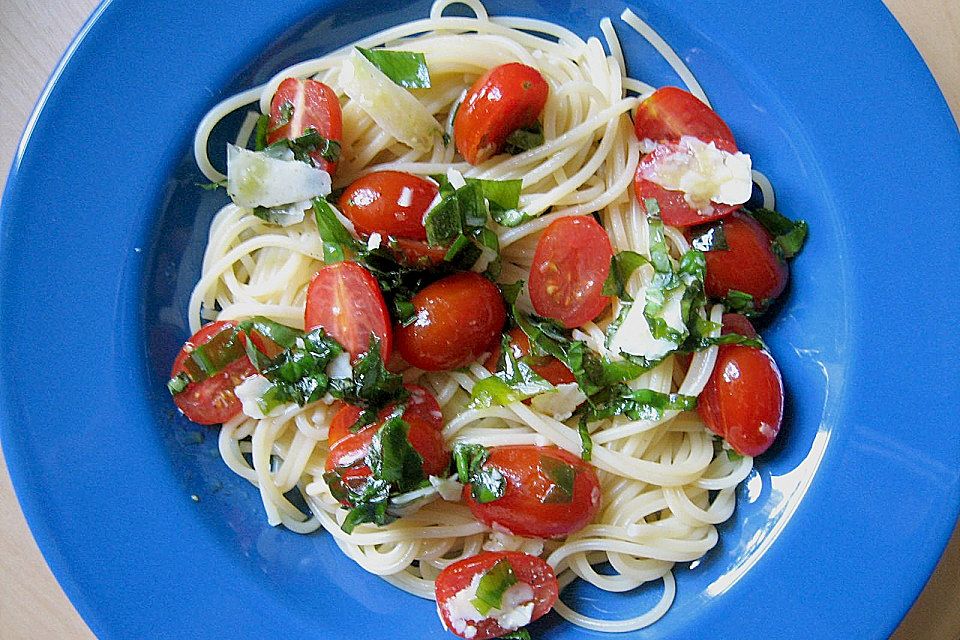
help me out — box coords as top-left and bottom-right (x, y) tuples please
(1, 1), (958, 638)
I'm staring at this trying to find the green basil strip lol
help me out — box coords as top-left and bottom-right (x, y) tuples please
(366, 417), (427, 493)
(585, 386), (697, 423)
(254, 114), (270, 151)
(466, 178), (522, 211)
(747, 207), (808, 259)
(578, 417), (593, 462)
(453, 442), (505, 504)
(178, 325), (247, 384)
(502, 121), (544, 155)
(238, 316), (303, 350)
(356, 46), (431, 89)
(425, 191), (464, 246)
(313, 197), (361, 263)
(491, 207), (535, 228)
(197, 180), (226, 191)
(723, 289), (763, 316)
(602, 250), (649, 299)
(472, 558), (518, 615)
(470, 334), (554, 408)
(539, 454), (575, 504)
(497, 630), (532, 640)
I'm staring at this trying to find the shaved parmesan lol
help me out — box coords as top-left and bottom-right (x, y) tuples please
(639, 136), (752, 211)
(339, 48), (441, 152)
(609, 285), (686, 360)
(226, 144), (331, 209)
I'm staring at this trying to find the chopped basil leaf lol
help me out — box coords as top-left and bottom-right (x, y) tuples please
(539, 454), (575, 504)
(472, 558), (518, 615)
(423, 179), (503, 275)
(265, 128), (341, 166)
(469, 178), (522, 211)
(324, 469), (395, 533)
(497, 631), (532, 640)
(578, 417), (593, 462)
(356, 46), (431, 89)
(167, 372), (191, 395)
(393, 296), (416, 327)
(366, 417), (426, 493)
(500, 280), (523, 306)
(747, 208), (808, 259)
(255, 326), (343, 411)
(687, 220), (729, 251)
(583, 386), (697, 424)
(254, 114), (270, 151)
(313, 197), (363, 263)
(491, 207), (535, 227)
(470, 334), (554, 408)
(727, 448), (744, 462)
(502, 121), (544, 155)
(197, 180), (227, 191)
(453, 442), (506, 504)
(237, 316), (302, 350)
(330, 334), (407, 430)
(602, 250), (649, 299)
(723, 289), (766, 316)
(173, 324), (248, 387)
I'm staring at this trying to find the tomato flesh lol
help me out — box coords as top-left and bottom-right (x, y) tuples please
(698, 343), (784, 457)
(454, 63), (549, 165)
(305, 261), (392, 361)
(634, 86), (736, 148)
(720, 313), (757, 339)
(463, 445), (601, 539)
(696, 212), (788, 306)
(634, 141), (741, 228)
(338, 171), (439, 241)
(268, 78), (343, 174)
(484, 327), (575, 386)
(395, 272), (506, 371)
(435, 551), (558, 640)
(170, 321), (256, 425)
(385, 237), (448, 268)
(529, 216), (613, 329)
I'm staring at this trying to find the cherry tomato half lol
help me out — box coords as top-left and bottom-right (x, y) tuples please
(698, 341), (784, 457)
(634, 141), (740, 228)
(170, 321), (256, 425)
(484, 327), (575, 386)
(697, 212), (788, 307)
(327, 384), (443, 450)
(395, 272), (506, 371)
(338, 171), (439, 241)
(305, 261), (392, 361)
(435, 551), (558, 640)
(463, 445), (601, 539)
(454, 63), (549, 165)
(634, 86), (736, 148)
(529, 216), (613, 329)
(268, 78), (343, 174)
(720, 313), (757, 339)
(325, 399), (449, 503)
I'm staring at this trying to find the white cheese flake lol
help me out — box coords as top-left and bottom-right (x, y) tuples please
(397, 186), (414, 207)
(446, 167), (467, 189)
(226, 144), (331, 209)
(326, 351), (352, 380)
(639, 135), (752, 211)
(530, 383), (587, 421)
(429, 475), (464, 501)
(608, 284), (685, 360)
(443, 574), (535, 638)
(366, 232), (382, 251)
(234, 374), (284, 420)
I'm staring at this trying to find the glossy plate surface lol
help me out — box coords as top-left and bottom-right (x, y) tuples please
(1, 0), (958, 638)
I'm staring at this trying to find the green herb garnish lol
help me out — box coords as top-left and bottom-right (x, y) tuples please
(356, 47), (431, 89)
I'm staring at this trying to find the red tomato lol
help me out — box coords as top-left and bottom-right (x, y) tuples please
(325, 402), (449, 503)
(435, 551), (558, 640)
(338, 171), (438, 241)
(386, 237), (448, 268)
(454, 63), (549, 165)
(720, 313), (757, 339)
(267, 78), (343, 174)
(327, 384), (443, 450)
(170, 321), (255, 425)
(529, 216), (613, 329)
(634, 86), (736, 148)
(463, 445), (601, 539)
(483, 327), (575, 386)
(698, 212), (788, 306)
(698, 343), (784, 457)
(634, 142), (740, 228)
(395, 272), (506, 371)
(305, 261), (392, 361)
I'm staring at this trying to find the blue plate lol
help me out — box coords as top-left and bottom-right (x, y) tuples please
(2, 0), (958, 638)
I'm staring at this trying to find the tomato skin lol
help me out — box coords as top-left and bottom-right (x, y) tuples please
(325, 398), (449, 504)
(697, 212), (788, 306)
(463, 445), (601, 539)
(634, 142), (740, 228)
(435, 551), (558, 640)
(305, 261), (393, 362)
(529, 216), (613, 329)
(483, 327), (575, 386)
(634, 86), (736, 148)
(698, 343), (783, 457)
(454, 63), (549, 165)
(338, 171), (438, 241)
(385, 237), (448, 268)
(395, 272), (506, 371)
(268, 78), (343, 174)
(170, 321), (256, 425)
(720, 313), (757, 339)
